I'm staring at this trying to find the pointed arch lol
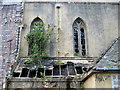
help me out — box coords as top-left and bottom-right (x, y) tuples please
(29, 17), (44, 55)
(30, 17), (43, 31)
(73, 17), (86, 29)
(73, 17), (87, 56)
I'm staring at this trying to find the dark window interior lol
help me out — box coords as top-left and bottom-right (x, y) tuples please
(73, 18), (86, 56)
(74, 28), (79, 53)
(80, 28), (86, 56)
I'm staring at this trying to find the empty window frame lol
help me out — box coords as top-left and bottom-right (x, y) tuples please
(73, 18), (87, 56)
(30, 17), (43, 31)
(29, 17), (43, 55)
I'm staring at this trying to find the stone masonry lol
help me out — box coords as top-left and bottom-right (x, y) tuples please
(0, 2), (3, 89)
(0, 0), (119, 89)
(111, 74), (120, 88)
(0, 1), (23, 89)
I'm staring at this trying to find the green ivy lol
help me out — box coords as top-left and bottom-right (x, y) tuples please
(40, 72), (45, 78)
(23, 59), (34, 64)
(26, 22), (52, 62)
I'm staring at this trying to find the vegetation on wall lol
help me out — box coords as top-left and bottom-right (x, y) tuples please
(25, 22), (51, 62)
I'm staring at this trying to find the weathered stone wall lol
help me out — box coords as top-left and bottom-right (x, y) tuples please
(20, 2), (118, 57)
(7, 78), (81, 89)
(83, 73), (120, 88)
(7, 73), (120, 89)
(96, 74), (112, 88)
(0, 2), (23, 89)
(83, 74), (96, 88)
(0, 1), (119, 89)
(0, 2), (3, 89)
(111, 74), (120, 88)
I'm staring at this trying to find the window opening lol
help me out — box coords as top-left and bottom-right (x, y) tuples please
(73, 18), (86, 56)
(61, 64), (68, 76)
(20, 68), (29, 77)
(45, 69), (52, 76)
(30, 17), (43, 31)
(13, 72), (20, 77)
(75, 66), (83, 74)
(80, 28), (86, 56)
(74, 28), (79, 53)
(29, 69), (36, 78)
(13, 62), (89, 78)
(83, 67), (88, 72)
(37, 68), (44, 78)
(53, 65), (60, 75)
(67, 62), (75, 75)
(29, 17), (43, 55)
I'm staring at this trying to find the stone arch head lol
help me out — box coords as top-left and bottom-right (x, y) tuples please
(30, 17), (44, 31)
(72, 17), (87, 56)
(72, 17), (86, 39)
(73, 17), (86, 29)
(29, 17), (44, 55)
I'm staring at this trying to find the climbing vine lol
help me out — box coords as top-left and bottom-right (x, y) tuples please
(26, 22), (51, 62)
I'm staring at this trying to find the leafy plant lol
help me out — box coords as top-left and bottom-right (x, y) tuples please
(23, 59), (34, 64)
(40, 72), (45, 78)
(25, 22), (52, 62)
(74, 52), (80, 56)
(10, 75), (13, 78)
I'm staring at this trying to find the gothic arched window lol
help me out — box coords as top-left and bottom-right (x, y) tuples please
(29, 17), (43, 55)
(30, 17), (43, 31)
(73, 18), (87, 56)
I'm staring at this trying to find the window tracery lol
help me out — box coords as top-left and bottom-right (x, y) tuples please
(73, 18), (86, 56)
